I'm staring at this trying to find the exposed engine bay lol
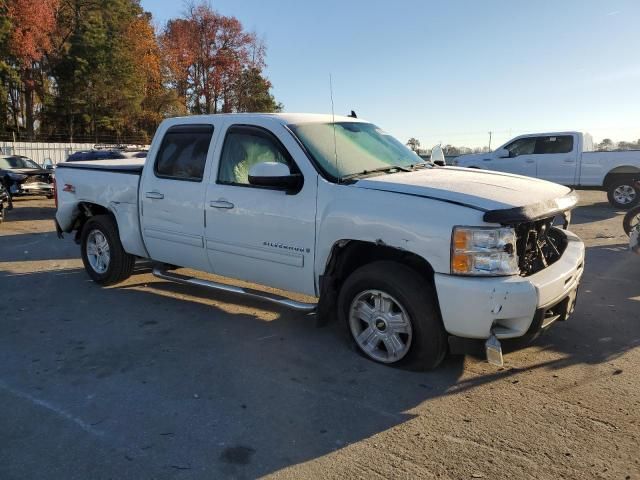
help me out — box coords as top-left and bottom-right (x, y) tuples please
(514, 217), (568, 276)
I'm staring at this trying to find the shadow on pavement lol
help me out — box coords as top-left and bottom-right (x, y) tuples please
(1, 238), (638, 478)
(571, 200), (622, 225)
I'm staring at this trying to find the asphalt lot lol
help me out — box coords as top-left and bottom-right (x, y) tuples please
(0, 192), (638, 480)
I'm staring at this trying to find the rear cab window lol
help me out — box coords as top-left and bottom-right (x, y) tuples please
(154, 125), (214, 181)
(534, 135), (574, 154)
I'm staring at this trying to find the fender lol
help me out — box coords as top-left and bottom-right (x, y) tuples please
(313, 181), (487, 293)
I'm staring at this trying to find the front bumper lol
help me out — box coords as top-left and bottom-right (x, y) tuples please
(13, 183), (54, 195)
(434, 230), (585, 340)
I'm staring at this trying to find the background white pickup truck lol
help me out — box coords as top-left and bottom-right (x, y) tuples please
(55, 113), (584, 369)
(453, 132), (640, 209)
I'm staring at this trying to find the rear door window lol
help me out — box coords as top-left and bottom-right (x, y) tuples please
(154, 125), (214, 181)
(535, 135), (574, 154)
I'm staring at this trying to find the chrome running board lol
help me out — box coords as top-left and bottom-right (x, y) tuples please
(152, 267), (317, 312)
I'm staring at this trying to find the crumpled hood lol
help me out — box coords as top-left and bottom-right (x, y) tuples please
(354, 167), (573, 212)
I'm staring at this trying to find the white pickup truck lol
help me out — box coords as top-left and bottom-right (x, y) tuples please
(453, 132), (640, 209)
(55, 113), (585, 369)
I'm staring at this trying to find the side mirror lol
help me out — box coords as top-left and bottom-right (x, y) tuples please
(495, 148), (511, 158)
(248, 162), (303, 193)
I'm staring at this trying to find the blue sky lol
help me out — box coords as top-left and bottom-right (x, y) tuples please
(141, 0), (640, 148)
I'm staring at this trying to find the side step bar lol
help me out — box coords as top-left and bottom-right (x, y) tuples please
(152, 267), (317, 313)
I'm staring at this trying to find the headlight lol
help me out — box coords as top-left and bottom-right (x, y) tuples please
(451, 226), (519, 276)
(7, 172), (27, 181)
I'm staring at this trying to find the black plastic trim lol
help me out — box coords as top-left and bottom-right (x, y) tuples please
(55, 163), (143, 174)
(483, 190), (578, 224)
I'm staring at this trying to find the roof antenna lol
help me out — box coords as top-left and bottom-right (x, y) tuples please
(348, 110), (357, 118)
(329, 74), (339, 182)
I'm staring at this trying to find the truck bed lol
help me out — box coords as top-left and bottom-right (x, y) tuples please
(55, 158), (147, 257)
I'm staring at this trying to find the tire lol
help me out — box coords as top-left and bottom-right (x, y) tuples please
(338, 261), (447, 370)
(607, 178), (639, 209)
(623, 206), (640, 236)
(80, 214), (135, 285)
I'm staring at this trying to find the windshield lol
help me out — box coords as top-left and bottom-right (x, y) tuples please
(0, 156), (40, 169)
(289, 122), (421, 179)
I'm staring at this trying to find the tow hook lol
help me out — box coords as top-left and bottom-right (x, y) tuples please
(485, 331), (503, 367)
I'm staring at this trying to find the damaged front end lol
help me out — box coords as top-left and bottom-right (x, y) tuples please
(484, 190), (578, 276)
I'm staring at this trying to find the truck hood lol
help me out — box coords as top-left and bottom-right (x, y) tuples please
(354, 167), (575, 220)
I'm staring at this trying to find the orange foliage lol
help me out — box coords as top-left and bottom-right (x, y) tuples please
(7, 0), (59, 66)
(160, 4), (265, 113)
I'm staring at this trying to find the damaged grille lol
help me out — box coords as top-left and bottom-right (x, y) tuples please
(514, 217), (567, 276)
(23, 174), (52, 184)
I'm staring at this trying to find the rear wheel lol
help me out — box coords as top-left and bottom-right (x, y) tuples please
(338, 261), (447, 370)
(81, 215), (135, 285)
(607, 178), (639, 209)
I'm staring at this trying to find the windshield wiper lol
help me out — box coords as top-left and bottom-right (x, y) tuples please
(340, 165), (412, 181)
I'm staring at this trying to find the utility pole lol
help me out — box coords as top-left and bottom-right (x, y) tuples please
(488, 131), (493, 151)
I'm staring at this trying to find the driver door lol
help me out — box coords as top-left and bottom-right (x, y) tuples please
(491, 137), (537, 178)
(204, 119), (318, 296)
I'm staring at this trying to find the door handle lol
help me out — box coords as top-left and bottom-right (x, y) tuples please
(564, 159), (575, 163)
(525, 159), (535, 164)
(145, 191), (164, 199)
(483, 158), (492, 161)
(210, 200), (234, 209)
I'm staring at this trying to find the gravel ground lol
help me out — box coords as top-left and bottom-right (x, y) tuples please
(0, 191), (638, 480)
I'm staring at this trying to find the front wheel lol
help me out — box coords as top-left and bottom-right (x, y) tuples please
(80, 215), (135, 285)
(623, 206), (640, 236)
(607, 178), (639, 209)
(338, 261), (447, 370)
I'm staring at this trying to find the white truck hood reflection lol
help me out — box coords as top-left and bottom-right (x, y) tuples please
(353, 167), (572, 212)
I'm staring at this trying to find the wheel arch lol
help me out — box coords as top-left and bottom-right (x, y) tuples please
(323, 239), (435, 283)
(603, 166), (640, 187)
(73, 201), (147, 257)
(316, 239), (438, 325)
(70, 201), (112, 243)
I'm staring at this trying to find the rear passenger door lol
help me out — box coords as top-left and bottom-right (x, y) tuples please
(533, 135), (578, 185)
(140, 123), (218, 271)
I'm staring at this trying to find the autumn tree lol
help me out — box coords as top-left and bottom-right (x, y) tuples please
(161, 3), (280, 115)
(4, 0), (59, 136)
(43, 0), (178, 141)
(0, 0), (12, 132)
(0, 0), (280, 139)
(123, 13), (184, 138)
